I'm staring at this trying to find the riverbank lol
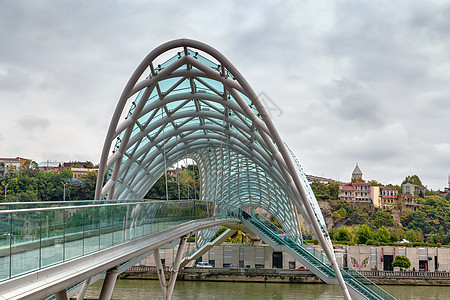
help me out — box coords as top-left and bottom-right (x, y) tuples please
(121, 266), (450, 286)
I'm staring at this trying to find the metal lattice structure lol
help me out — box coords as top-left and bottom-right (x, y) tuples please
(95, 39), (351, 298)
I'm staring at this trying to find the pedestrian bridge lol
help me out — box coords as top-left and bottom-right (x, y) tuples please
(0, 39), (395, 300)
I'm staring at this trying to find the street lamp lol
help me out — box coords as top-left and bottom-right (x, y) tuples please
(62, 182), (68, 201)
(4, 183), (7, 200)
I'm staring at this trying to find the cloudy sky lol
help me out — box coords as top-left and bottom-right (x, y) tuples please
(1, 1), (449, 190)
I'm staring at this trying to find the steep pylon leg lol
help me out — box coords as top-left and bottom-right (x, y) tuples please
(76, 277), (92, 300)
(155, 236), (188, 300)
(98, 268), (119, 300)
(55, 290), (68, 300)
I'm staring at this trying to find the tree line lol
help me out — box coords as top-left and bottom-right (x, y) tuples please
(1, 163), (200, 202)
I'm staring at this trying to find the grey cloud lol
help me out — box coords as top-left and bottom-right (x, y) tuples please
(16, 115), (50, 131)
(0, 68), (31, 91)
(324, 79), (382, 125)
(0, 0), (449, 190)
(334, 92), (380, 124)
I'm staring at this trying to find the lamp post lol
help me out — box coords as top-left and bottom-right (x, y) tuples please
(4, 183), (7, 200)
(62, 182), (67, 201)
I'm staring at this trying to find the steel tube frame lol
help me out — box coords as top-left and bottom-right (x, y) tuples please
(95, 39), (351, 299)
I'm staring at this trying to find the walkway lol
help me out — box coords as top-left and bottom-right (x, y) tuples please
(0, 200), (239, 299)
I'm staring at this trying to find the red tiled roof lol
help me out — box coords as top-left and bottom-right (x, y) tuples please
(352, 181), (371, 185)
(381, 186), (397, 190)
(340, 185), (355, 191)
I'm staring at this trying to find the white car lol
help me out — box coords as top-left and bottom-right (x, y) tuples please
(195, 262), (213, 268)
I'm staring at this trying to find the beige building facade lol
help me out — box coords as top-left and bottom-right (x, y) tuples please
(140, 243), (450, 273)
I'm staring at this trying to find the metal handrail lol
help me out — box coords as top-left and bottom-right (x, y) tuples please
(244, 211), (395, 300)
(0, 199), (206, 214)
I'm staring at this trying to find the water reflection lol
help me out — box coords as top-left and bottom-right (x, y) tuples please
(86, 280), (346, 299)
(85, 279), (450, 300)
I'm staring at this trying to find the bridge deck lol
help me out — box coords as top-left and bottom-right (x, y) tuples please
(0, 217), (239, 300)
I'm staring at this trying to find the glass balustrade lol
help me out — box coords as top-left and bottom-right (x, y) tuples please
(0, 199), (213, 282)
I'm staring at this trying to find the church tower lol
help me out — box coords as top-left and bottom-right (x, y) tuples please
(352, 163), (363, 182)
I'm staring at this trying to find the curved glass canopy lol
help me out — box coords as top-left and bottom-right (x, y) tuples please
(95, 39), (347, 295)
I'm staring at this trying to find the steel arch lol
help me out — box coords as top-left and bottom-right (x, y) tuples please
(95, 38), (351, 299)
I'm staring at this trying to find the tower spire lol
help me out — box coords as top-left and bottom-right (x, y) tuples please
(352, 163), (363, 181)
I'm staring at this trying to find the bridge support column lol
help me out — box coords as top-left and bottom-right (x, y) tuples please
(155, 235), (188, 300)
(98, 267), (119, 300)
(76, 277), (91, 300)
(55, 290), (68, 300)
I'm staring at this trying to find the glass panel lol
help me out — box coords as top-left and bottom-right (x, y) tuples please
(0, 213), (10, 281)
(40, 210), (63, 270)
(0, 200), (214, 281)
(83, 207), (100, 255)
(64, 208), (84, 260)
(7, 212), (39, 277)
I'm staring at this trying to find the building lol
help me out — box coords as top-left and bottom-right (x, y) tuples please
(38, 160), (97, 182)
(346, 245), (446, 272)
(338, 181), (372, 204)
(402, 183), (426, 198)
(140, 243), (450, 274)
(398, 194), (419, 212)
(38, 161), (62, 173)
(351, 163), (363, 181)
(305, 174), (346, 185)
(338, 184), (355, 202)
(0, 157), (31, 177)
(371, 186), (398, 209)
(143, 243), (309, 270)
(444, 175), (450, 194)
(338, 164), (372, 204)
(70, 167), (98, 182)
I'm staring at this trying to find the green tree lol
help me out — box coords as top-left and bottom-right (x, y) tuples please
(404, 229), (418, 242)
(417, 231), (424, 243)
(402, 175), (423, 186)
(392, 255), (411, 269)
(84, 161), (94, 168)
(375, 226), (390, 243)
(371, 210), (394, 228)
(7, 190), (39, 202)
(368, 180), (382, 186)
(332, 208), (348, 222)
(335, 226), (350, 242)
(390, 228), (404, 242)
(356, 224), (373, 244)
(310, 181), (336, 200)
(145, 165), (200, 200)
(71, 171), (98, 200)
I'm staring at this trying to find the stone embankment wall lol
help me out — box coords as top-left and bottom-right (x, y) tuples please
(122, 266), (450, 286)
(122, 267), (323, 284)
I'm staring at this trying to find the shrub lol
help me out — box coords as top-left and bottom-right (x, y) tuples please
(392, 255), (411, 269)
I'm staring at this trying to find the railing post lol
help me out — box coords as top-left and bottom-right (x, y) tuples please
(39, 212), (42, 269)
(63, 209), (66, 261)
(9, 213), (12, 279)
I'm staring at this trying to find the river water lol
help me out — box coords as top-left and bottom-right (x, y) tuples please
(84, 279), (450, 299)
